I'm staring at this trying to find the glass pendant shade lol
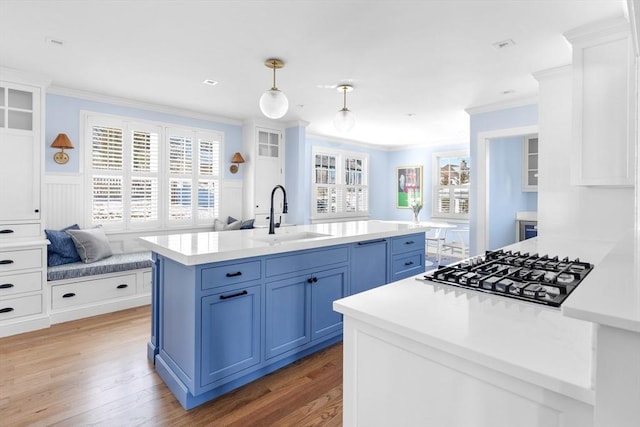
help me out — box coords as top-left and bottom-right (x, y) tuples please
(259, 88), (289, 119)
(334, 108), (355, 132)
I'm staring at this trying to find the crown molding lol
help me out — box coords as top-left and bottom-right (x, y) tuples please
(465, 95), (539, 116)
(47, 85), (243, 126)
(532, 64), (572, 82)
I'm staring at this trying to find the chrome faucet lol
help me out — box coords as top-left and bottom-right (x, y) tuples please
(269, 185), (288, 234)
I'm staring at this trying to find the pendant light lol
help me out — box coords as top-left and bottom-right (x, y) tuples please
(259, 58), (289, 119)
(334, 84), (355, 132)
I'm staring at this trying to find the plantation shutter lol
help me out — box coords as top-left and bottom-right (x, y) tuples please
(90, 125), (124, 223)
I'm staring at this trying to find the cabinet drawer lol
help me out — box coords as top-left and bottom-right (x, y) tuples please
(0, 271), (42, 296)
(0, 223), (40, 241)
(0, 294), (42, 321)
(0, 248), (42, 273)
(52, 273), (137, 310)
(391, 251), (425, 281)
(265, 247), (348, 277)
(201, 260), (261, 290)
(391, 233), (424, 254)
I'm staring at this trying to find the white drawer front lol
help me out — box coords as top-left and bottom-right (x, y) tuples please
(0, 294), (42, 320)
(0, 223), (41, 241)
(52, 273), (137, 310)
(0, 271), (42, 296)
(0, 248), (42, 273)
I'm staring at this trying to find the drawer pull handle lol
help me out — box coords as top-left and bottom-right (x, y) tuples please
(0, 229), (14, 234)
(225, 271), (242, 278)
(405, 240), (415, 245)
(0, 307), (14, 313)
(357, 239), (385, 246)
(307, 277), (318, 284)
(220, 290), (248, 300)
(116, 284), (128, 289)
(0, 260), (14, 265)
(0, 283), (14, 289)
(62, 293), (76, 298)
(404, 261), (414, 266)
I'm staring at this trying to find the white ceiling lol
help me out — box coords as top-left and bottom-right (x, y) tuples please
(0, 0), (629, 147)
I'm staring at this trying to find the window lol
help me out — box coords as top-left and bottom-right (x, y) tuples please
(312, 148), (368, 219)
(84, 113), (222, 231)
(432, 151), (470, 220)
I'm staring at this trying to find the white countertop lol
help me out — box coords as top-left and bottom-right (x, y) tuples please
(139, 220), (432, 266)
(563, 232), (640, 333)
(334, 235), (622, 404)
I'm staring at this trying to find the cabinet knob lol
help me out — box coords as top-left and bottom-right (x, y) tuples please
(116, 284), (128, 289)
(62, 293), (76, 298)
(34, 209), (39, 213)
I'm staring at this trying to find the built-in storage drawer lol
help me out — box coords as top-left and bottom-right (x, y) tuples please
(391, 251), (425, 281)
(51, 273), (137, 310)
(0, 271), (42, 297)
(0, 248), (42, 273)
(391, 233), (423, 255)
(201, 260), (262, 290)
(0, 223), (40, 241)
(265, 246), (348, 277)
(0, 294), (42, 321)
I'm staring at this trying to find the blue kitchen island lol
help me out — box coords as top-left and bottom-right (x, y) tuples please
(140, 220), (429, 409)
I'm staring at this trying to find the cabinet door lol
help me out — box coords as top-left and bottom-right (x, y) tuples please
(522, 135), (538, 191)
(350, 240), (388, 295)
(254, 128), (283, 216)
(0, 83), (40, 221)
(200, 285), (261, 387)
(311, 266), (347, 341)
(265, 275), (310, 359)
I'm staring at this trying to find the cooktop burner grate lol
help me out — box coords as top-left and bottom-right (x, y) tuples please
(421, 249), (594, 307)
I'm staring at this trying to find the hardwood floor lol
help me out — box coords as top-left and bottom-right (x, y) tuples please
(0, 306), (343, 426)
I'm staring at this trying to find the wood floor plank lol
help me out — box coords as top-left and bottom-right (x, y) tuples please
(0, 306), (344, 426)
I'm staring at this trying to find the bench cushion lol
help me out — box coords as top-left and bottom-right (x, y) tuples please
(47, 252), (153, 281)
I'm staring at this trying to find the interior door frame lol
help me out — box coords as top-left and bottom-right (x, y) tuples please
(475, 125), (538, 255)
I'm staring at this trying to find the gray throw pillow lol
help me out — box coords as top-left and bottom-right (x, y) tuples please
(66, 227), (113, 263)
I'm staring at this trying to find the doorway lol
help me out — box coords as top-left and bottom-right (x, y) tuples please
(476, 125), (538, 254)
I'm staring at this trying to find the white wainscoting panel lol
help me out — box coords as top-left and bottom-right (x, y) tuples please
(43, 174), (85, 230)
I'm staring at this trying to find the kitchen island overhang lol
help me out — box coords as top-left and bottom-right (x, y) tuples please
(333, 235), (619, 427)
(139, 220), (431, 409)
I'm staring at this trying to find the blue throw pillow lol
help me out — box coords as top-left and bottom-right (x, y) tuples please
(240, 219), (255, 229)
(227, 216), (238, 224)
(45, 224), (81, 266)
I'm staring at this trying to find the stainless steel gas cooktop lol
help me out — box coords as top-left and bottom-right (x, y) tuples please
(421, 249), (594, 307)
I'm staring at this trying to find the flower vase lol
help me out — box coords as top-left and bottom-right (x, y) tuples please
(413, 211), (420, 224)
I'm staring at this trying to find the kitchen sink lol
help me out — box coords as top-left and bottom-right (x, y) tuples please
(251, 231), (331, 243)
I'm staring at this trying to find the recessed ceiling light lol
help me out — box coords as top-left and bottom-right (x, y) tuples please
(492, 39), (515, 50)
(501, 89), (515, 95)
(406, 113), (417, 117)
(202, 79), (218, 86)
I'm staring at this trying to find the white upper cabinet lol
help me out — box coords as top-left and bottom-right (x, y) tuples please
(0, 81), (42, 222)
(522, 134), (538, 192)
(565, 17), (636, 187)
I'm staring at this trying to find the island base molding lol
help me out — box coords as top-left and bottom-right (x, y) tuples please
(341, 317), (593, 427)
(155, 335), (342, 410)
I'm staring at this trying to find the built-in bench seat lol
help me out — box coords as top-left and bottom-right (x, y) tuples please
(47, 251), (153, 324)
(47, 251), (153, 281)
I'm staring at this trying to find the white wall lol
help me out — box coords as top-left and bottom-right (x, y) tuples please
(535, 66), (634, 242)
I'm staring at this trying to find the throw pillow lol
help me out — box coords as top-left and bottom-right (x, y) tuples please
(240, 219), (255, 229)
(214, 218), (227, 231)
(227, 216), (238, 224)
(45, 224), (81, 266)
(66, 226), (113, 264)
(225, 220), (242, 231)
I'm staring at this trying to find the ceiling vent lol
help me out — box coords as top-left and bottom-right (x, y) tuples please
(492, 39), (516, 50)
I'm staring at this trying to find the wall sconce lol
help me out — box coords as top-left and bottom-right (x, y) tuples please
(51, 133), (74, 164)
(230, 152), (245, 174)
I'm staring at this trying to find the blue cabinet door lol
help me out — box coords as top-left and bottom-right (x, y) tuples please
(265, 275), (311, 359)
(311, 266), (347, 340)
(200, 285), (261, 387)
(350, 239), (388, 294)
